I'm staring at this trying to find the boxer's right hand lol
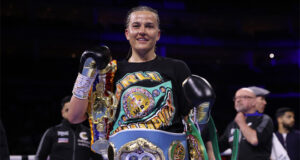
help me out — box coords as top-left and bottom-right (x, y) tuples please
(79, 45), (111, 77)
(73, 45), (111, 99)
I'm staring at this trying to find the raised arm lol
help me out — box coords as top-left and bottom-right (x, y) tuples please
(68, 46), (111, 124)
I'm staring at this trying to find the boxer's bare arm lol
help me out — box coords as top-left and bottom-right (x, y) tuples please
(67, 45), (111, 124)
(68, 96), (88, 124)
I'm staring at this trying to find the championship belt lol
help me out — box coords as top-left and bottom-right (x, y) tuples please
(87, 60), (118, 158)
(107, 79), (190, 159)
(109, 129), (189, 160)
(182, 75), (221, 160)
(188, 104), (221, 160)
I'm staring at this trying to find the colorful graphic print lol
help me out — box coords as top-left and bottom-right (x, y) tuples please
(122, 87), (155, 119)
(115, 71), (163, 101)
(111, 71), (176, 135)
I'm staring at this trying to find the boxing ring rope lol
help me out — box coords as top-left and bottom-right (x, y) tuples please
(10, 155), (47, 160)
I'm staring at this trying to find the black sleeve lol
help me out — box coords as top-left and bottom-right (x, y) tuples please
(175, 60), (192, 116)
(255, 115), (274, 146)
(218, 123), (231, 153)
(35, 128), (54, 160)
(201, 124), (209, 143)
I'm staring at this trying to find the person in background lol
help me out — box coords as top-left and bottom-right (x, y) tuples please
(218, 87), (273, 160)
(275, 107), (300, 160)
(35, 96), (103, 160)
(247, 86), (270, 113)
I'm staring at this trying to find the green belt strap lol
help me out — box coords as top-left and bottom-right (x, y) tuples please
(207, 116), (222, 160)
(231, 129), (239, 160)
(186, 118), (209, 160)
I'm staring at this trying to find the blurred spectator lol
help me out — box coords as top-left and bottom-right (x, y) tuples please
(247, 86), (270, 113)
(0, 119), (10, 160)
(218, 87), (273, 160)
(35, 96), (103, 160)
(275, 107), (300, 160)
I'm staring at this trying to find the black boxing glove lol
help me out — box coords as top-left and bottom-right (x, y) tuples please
(79, 45), (111, 73)
(72, 45), (111, 99)
(182, 74), (215, 124)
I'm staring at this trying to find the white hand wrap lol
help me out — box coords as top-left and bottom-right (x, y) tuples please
(72, 73), (96, 99)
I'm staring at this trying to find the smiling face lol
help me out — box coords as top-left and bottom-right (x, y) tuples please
(125, 10), (160, 56)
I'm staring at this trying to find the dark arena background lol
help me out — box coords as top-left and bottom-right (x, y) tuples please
(1, 0), (299, 158)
